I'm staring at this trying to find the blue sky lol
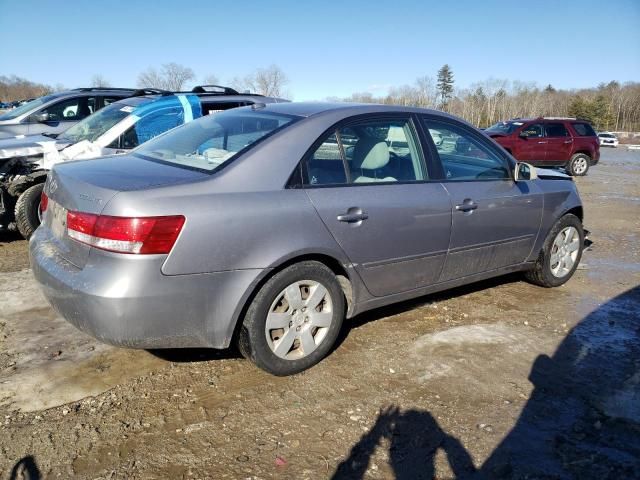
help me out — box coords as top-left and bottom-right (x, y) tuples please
(1, 0), (638, 100)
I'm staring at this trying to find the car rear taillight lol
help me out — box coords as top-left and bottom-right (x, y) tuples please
(66, 212), (185, 254)
(40, 191), (49, 213)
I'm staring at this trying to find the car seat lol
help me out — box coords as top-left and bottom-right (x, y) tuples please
(351, 138), (396, 183)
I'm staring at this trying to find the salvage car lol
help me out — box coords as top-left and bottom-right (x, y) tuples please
(485, 117), (600, 176)
(597, 131), (619, 147)
(31, 103), (587, 376)
(0, 87), (140, 139)
(1, 86), (284, 238)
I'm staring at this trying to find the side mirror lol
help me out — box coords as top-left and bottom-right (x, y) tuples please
(515, 162), (538, 181)
(33, 112), (50, 123)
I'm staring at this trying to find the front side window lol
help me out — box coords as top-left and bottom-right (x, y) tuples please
(545, 123), (569, 137)
(36, 96), (97, 121)
(304, 119), (426, 186)
(520, 123), (544, 138)
(424, 119), (511, 181)
(135, 110), (297, 172)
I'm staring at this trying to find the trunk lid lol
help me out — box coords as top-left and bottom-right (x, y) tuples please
(42, 154), (208, 268)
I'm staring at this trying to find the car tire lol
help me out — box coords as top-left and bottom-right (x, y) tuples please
(238, 261), (345, 376)
(15, 183), (44, 239)
(524, 214), (584, 288)
(567, 153), (590, 176)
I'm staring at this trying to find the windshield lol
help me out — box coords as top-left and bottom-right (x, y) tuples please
(58, 103), (131, 143)
(485, 121), (523, 135)
(0, 95), (56, 121)
(135, 109), (298, 172)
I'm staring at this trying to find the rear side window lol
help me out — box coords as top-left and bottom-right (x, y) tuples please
(423, 119), (511, 181)
(545, 123), (569, 137)
(121, 107), (184, 149)
(572, 123), (596, 136)
(303, 119), (426, 186)
(202, 102), (251, 115)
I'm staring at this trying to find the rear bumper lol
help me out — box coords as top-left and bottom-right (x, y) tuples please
(29, 226), (264, 349)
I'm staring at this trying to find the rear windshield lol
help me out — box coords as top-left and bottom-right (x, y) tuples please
(58, 103), (130, 143)
(572, 123), (596, 136)
(598, 133), (615, 138)
(0, 94), (57, 121)
(134, 109), (297, 172)
(485, 121), (523, 135)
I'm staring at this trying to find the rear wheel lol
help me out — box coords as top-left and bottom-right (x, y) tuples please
(567, 153), (590, 176)
(238, 261), (345, 376)
(525, 214), (584, 287)
(15, 183), (44, 239)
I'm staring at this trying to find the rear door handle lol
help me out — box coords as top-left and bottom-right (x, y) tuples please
(337, 208), (369, 223)
(455, 200), (478, 213)
(563, 140), (572, 144)
(537, 141), (548, 144)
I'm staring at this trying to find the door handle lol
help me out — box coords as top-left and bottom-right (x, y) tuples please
(563, 140), (572, 144)
(537, 141), (548, 144)
(337, 209), (369, 223)
(455, 200), (478, 213)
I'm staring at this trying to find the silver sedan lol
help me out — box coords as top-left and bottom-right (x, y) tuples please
(31, 103), (586, 375)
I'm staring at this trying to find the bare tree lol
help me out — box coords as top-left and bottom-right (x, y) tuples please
(90, 74), (111, 88)
(243, 65), (289, 97)
(161, 63), (195, 91)
(137, 63), (195, 91)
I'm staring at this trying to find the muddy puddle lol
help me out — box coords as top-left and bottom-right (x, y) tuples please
(0, 270), (166, 412)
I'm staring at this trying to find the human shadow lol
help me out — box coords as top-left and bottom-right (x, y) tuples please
(333, 286), (640, 479)
(479, 285), (640, 479)
(9, 455), (41, 480)
(332, 406), (476, 480)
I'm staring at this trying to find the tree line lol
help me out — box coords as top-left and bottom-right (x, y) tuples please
(3, 64), (639, 132)
(0, 64), (290, 102)
(340, 65), (640, 132)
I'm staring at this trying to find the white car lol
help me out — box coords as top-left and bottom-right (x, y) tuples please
(598, 132), (618, 147)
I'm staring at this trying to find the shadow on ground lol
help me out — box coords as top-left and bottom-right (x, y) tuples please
(9, 456), (41, 480)
(0, 230), (22, 244)
(333, 286), (640, 479)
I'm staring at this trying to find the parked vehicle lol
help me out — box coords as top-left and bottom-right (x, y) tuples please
(31, 103), (587, 376)
(485, 117), (600, 176)
(0, 87), (140, 139)
(0, 86), (284, 238)
(597, 132), (619, 147)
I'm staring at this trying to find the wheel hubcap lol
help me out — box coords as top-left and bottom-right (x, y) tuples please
(550, 226), (580, 278)
(574, 158), (587, 174)
(265, 280), (333, 360)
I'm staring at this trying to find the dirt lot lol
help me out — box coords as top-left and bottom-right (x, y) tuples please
(1, 149), (639, 479)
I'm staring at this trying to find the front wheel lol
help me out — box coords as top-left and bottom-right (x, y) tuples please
(238, 261), (345, 376)
(15, 183), (45, 239)
(525, 214), (584, 287)
(567, 153), (590, 176)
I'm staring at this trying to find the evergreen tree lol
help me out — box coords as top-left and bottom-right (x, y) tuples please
(437, 64), (454, 110)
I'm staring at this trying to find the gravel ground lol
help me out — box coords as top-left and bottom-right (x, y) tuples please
(1, 148), (639, 479)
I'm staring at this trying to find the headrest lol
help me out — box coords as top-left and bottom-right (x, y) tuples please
(352, 139), (390, 170)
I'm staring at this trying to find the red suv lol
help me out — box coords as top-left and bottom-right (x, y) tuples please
(485, 117), (600, 176)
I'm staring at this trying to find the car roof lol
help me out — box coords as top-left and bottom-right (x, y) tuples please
(111, 92), (286, 109)
(256, 101), (460, 120)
